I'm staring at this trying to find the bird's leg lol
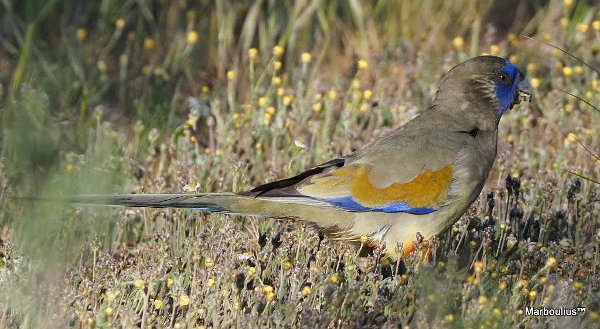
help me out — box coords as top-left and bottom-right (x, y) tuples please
(400, 233), (434, 263)
(401, 240), (416, 258)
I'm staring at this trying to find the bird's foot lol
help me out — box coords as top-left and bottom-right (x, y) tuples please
(401, 240), (432, 263)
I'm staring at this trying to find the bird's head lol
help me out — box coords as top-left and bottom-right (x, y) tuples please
(433, 56), (531, 131)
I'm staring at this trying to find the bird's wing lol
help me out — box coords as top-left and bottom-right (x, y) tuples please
(295, 162), (453, 214)
(245, 157), (347, 198)
(244, 128), (463, 214)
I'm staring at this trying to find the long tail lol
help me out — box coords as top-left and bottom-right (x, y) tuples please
(26, 193), (353, 231)
(66, 193), (267, 216)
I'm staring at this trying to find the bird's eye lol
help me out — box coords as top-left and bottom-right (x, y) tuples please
(495, 71), (512, 85)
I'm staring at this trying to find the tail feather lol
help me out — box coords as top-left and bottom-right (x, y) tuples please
(22, 193), (354, 231)
(67, 193), (258, 215)
(19, 193), (364, 241)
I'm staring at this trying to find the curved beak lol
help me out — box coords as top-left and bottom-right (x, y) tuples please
(517, 77), (532, 103)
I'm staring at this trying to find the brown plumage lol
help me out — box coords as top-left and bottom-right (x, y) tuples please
(71, 56), (531, 252)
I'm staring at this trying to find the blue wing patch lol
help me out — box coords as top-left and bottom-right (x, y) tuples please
(323, 196), (435, 214)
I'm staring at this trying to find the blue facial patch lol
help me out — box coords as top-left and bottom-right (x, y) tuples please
(322, 196), (436, 214)
(494, 60), (523, 115)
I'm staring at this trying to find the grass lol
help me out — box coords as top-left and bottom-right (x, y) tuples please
(1, 0), (599, 328)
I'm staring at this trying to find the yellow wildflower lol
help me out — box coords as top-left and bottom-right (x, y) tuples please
(328, 274), (339, 284)
(144, 38), (155, 50)
(115, 18), (125, 30)
(273, 46), (284, 57)
(301, 52), (312, 64)
(490, 45), (500, 56)
(187, 31), (199, 45)
(357, 59), (368, 70)
(76, 28), (87, 41)
(452, 37), (464, 50)
(179, 295), (190, 306)
(134, 279), (144, 289)
(328, 90), (338, 100)
(227, 70), (236, 81)
(272, 76), (281, 86)
(258, 97), (269, 107)
(302, 286), (312, 296)
(248, 48), (258, 60)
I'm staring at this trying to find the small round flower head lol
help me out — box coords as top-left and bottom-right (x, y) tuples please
(134, 279), (145, 289)
(328, 274), (339, 284)
(529, 290), (538, 301)
(295, 139), (307, 149)
(179, 295), (190, 306)
(489, 45), (500, 56)
(265, 291), (276, 302)
(227, 70), (236, 81)
(328, 90), (338, 100)
(302, 285), (312, 296)
(106, 290), (117, 302)
(248, 48), (258, 60)
(262, 285), (274, 295)
(357, 59), (368, 70)
(115, 18), (125, 29)
(76, 28), (87, 41)
(360, 235), (368, 244)
(187, 31), (199, 45)
(576, 24), (588, 33)
(452, 36), (464, 50)
(282, 95), (293, 106)
(530, 78), (540, 90)
(301, 52), (312, 64)
(546, 257), (558, 268)
(258, 97), (269, 107)
(273, 46), (284, 57)
(144, 38), (155, 50)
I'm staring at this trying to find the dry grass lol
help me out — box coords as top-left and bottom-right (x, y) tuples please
(1, 0), (599, 328)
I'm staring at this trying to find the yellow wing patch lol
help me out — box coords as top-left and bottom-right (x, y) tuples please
(301, 165), (453, 208)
